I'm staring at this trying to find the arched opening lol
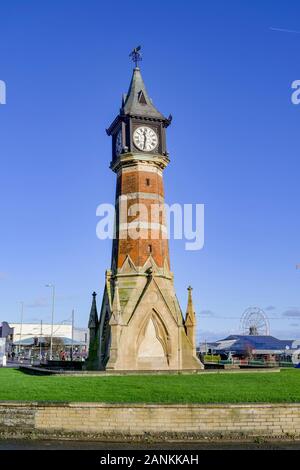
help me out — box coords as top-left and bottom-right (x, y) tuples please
(137, 311), (170, 370)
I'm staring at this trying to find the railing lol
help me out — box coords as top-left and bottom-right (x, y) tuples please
(202, 356), (296, 368)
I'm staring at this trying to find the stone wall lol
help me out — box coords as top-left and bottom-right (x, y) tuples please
(0, 402), (300, 439)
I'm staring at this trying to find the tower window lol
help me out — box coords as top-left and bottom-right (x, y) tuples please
(146, 178), (150, 186)
(148, 244), (152, 253)
(138, 90), (147, 105)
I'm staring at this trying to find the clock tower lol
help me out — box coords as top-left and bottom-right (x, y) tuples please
(87, 49), (203, 371)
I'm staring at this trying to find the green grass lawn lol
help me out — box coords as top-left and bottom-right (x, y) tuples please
(0, 369), (299, 403)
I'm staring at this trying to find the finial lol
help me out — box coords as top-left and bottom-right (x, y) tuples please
(185, 285), (196, 326)
(129, 45), (142, 68)
(92, 291), (97, 298)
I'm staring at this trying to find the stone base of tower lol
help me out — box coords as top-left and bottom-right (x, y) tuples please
(106, 327), (202, 372)
(91, 256), (203, 372)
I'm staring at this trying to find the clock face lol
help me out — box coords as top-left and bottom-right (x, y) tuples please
(133, 126), (158, 152)
(115, 130), (122, 155)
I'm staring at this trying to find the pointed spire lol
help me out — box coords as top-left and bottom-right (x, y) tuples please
(121, 67), (166, 120)
(185, 286), (196, 326)
(88, 291), (99, 329)
(185, 286), (197, 353)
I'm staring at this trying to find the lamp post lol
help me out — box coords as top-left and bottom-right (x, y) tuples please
(45, 284), (55, 360)
(40, 319), (43, 361)
(18, 301), (24, 356)
(71, 309), (74, 362)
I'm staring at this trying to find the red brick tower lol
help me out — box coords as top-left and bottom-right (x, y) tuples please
(89, 51), (203, 371)
(108, 66), (171, 273)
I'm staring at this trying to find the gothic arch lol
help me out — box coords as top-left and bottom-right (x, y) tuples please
(136, 309), (171, 365)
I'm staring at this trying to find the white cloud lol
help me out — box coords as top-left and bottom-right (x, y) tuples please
(199, 310), (215, 317)
(26, 297), (48, 309)
(198, 329), (238, 342)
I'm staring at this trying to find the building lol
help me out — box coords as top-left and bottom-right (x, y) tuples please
(200, 335), (300, 364)
(0, 322), (13, 354)
(87, 51), (203, 371)
(0, 321), (88, 358)
(10, 323), (88, 345)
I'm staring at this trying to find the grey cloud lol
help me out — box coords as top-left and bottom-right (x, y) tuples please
(282, 308), (300, 318)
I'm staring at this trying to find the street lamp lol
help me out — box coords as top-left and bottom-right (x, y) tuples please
(71, 309), (74, 362)
(45, 284), (55, 360)
(18, 301), (24, 356)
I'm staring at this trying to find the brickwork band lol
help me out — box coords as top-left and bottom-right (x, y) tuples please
(112, 163), (170, 269)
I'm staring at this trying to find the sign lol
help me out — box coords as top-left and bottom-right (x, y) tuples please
(0, 338), (5, 366)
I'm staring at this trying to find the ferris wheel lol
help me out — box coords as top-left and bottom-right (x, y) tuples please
(240, 307), (270, 336)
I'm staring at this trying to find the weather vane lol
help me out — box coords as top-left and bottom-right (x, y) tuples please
(129, 46), (142, 68)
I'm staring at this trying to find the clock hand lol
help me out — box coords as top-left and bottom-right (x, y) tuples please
(143, 130), (147, 149)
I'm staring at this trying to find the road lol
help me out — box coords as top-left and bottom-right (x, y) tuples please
(0, 439), (300, 450)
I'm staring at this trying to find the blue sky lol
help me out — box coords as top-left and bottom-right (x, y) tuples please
(0, 0), (300, 341)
